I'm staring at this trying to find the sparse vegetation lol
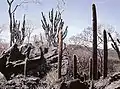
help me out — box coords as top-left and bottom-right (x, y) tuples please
(0, 0), (120, 89)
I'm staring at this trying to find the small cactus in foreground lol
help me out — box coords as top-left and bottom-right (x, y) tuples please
(89, 58), (93, 80)
(103, 30), (108, 78)
(73, 54), (77, 79)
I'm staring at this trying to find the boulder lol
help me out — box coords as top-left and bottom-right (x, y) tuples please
(47, 55), (58, 64)
(94, 72), (120, 89)
(0, 72), (7, 85)
(58, 79), (88, 89)
(67, 79), (88, 89)
(59, 82), (68, 89)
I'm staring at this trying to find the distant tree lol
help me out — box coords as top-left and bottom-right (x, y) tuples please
(0, 24), (7, 42)
(32, 34), (39, 46)
(69, 24), (119, 51)
(56, 0), (66, 13)
(32, 33), (45, 47)
(0, 24), (9, 54)
(39, 33), (44, 46)
(25, 20), (35, 43)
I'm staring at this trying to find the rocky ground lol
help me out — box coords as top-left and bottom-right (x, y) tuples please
(0, 44), (120, 89)
(0, 44), (71, 89)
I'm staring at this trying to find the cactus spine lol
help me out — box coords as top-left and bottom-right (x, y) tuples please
(58, 30), (63, 79)
(92, 3), (98, 80)
(73, 54), (77, 79)
(89, 58), (93, 80)
(103, 30), (108, 78)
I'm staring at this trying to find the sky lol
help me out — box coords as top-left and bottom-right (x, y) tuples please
(0, 0), (120, 43)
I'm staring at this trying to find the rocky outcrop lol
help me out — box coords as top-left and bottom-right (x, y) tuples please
(94, 72), (120, 89)
(0, 43), (50, 80)
(55, 79), (89, 89)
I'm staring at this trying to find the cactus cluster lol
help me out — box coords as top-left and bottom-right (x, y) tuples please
(91, 4), (108, 80)
(41, 9), (68, 47)
(12, 14), (26, 45)
(57, 3), (110, 81)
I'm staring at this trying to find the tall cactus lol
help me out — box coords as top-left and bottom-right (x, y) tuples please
(12, 14), (26, 45)
(92, 3), (98, 80)
(58, 30), (63, 79)
(41, 9), (68, 47)
(108, 33), (120, 60)
(103, 30), (108, 78)
(89, 58), (93, 80)
(73, 54), (77, 79)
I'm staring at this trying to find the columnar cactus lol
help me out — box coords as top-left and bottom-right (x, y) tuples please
(108, 33), (120, 60)
(58, 30), (63, 79)
(41, 9), (68, 47)
(92, 3), (98, 80)
(73, 54), (77, 79)
(24, 57), (27, 78)
(103, 30), (108, 78)
(89, 58), (93, 80)
(12, 14), (26, 45)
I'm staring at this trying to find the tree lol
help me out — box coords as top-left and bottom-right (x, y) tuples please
(0, 24), (9, 54)
(69, 24), (119, 53)
(25, 20), (35, 43)
(56, 0), (66, 13)
(0, 24), (7, 42)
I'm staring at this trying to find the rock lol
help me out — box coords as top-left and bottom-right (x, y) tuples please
(43, 47), (49, 54)
(109, 72), (120, 82)
(7, 80), (16, 85)
(9, 44), (24, 62)
(44, 50), (57, 60)
(94, 78), (110, 89)
(29, 47), (41, 58)
(105, 80), (120, 89)
(0, 72), (7, 84)
(67, 79), (88, 89)
(57, 79), (88, 89)
(59, 82), (68, 89)
(0, 53), (8, 79)
(94, 72), (120, 89)
(44, 47), (57, 59)
(47, 55), (58, 64)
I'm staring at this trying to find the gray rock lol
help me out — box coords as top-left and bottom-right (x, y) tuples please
(67, 79), (88, 89)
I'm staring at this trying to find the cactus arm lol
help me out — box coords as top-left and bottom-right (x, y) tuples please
(108, 33), (120, 60)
